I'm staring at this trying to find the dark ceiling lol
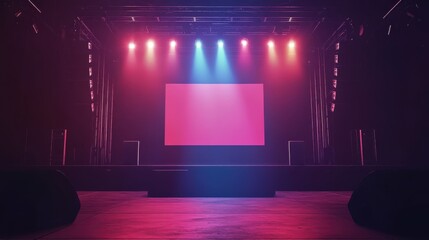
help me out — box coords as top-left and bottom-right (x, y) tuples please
(4, 0), (425, 49)
(76, 0), (350, 46)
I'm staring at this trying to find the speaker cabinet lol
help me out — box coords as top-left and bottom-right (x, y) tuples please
(0, 169), (80, 236)
(348, 169), (429, 236)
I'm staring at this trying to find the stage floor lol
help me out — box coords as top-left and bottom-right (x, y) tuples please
(14, 191), (397, 239)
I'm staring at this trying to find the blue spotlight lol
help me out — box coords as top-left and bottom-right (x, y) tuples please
(217, 40), (224, 48)
(191, 39), (210, 82)
(195, 40), (202, 48)
(215, 40), (234, 83)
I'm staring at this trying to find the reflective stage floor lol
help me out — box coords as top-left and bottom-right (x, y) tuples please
(13, 191), (397, 239)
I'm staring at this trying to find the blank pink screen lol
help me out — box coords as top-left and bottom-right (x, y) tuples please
(165, 84), (265, 145)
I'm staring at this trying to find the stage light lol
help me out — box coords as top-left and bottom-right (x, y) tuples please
(88, 54), (92, 64)
(147, 39), (155, 49)
(241, 38), (248, 47)
(217, 40), (224, 48)
(288, 40), (296, 49)
(195, 40), (202, 48)
(128, 42), (136, 50)
(332, 79), (337, 89)
(267, 40), (274, 48)
(335, 42), (340, 51)
(91, 103), (95, 112)
(90, 90), (94, 100)
(334, 54), (339, 64)
(334, 67), (338, 77)
(331, 90), (337, 101)
(88, 67), (92, 77)
(89, 79), (93, 89)
(330, 103), (336, 112)
(88, 42), (92, 50)
(170, 40), (177, 48)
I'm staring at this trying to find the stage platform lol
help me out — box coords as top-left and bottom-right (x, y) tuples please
(15, 165), (408, 193)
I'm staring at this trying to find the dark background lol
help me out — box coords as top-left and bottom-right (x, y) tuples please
(1, 0), (427, 166)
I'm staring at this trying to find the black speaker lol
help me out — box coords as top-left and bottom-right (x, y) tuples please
(0, 169), (80, 236)
(348, 169), (429, 236)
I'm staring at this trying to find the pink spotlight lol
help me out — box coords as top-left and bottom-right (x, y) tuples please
(241, 38), (248, 47)
(170, 40), (177, 48)
(147, 39), (155, 49)
(128, 42), (136, 50)
(288, 40), (296, 49)
(267, 40), (274, 48)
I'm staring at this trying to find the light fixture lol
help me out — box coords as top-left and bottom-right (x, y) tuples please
(195, 40), (202, 48)
(170, 40), (177, 48)
(147, 39), (155, 49)
(128, 42), (136, 50)
(288, 40), (296, 49)
(217, 40), (224, 48)
(241, 38), (248, 47)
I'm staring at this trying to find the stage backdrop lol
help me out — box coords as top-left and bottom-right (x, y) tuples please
(112, 36), (311, 165)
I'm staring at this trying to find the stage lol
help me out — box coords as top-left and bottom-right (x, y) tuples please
(26, 165), (401, 192)
(2, 0), (428, 238)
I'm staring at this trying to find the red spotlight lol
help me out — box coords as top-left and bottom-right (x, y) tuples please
(170, 40), (177, 48)
(241, 38), (248, 47)
(267, 40), (274, 48)
(288, 40), (296, 49)
(128, 42), (136, 50)
(331, 90), (337, 101)
(332, 79), (338, 89)
(330, 103), (336, 113)
(147, 39), (155, 49)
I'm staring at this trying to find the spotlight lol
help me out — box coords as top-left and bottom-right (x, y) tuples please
(147, 39), (155, 49)
(331, 90), (337, 101)
(241, 38), (248, 47)
(217, 40), (224, 48)
(332, 79), (337, 89)
(128, 42), (136, 50)
(288, 40), (296, 49)
(335, 42), (340, 51)
(330, 103), (336, 113)
(195, 40), (202, 48)
(267, 40), (274, 48)
(170, 40), (177, 48)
